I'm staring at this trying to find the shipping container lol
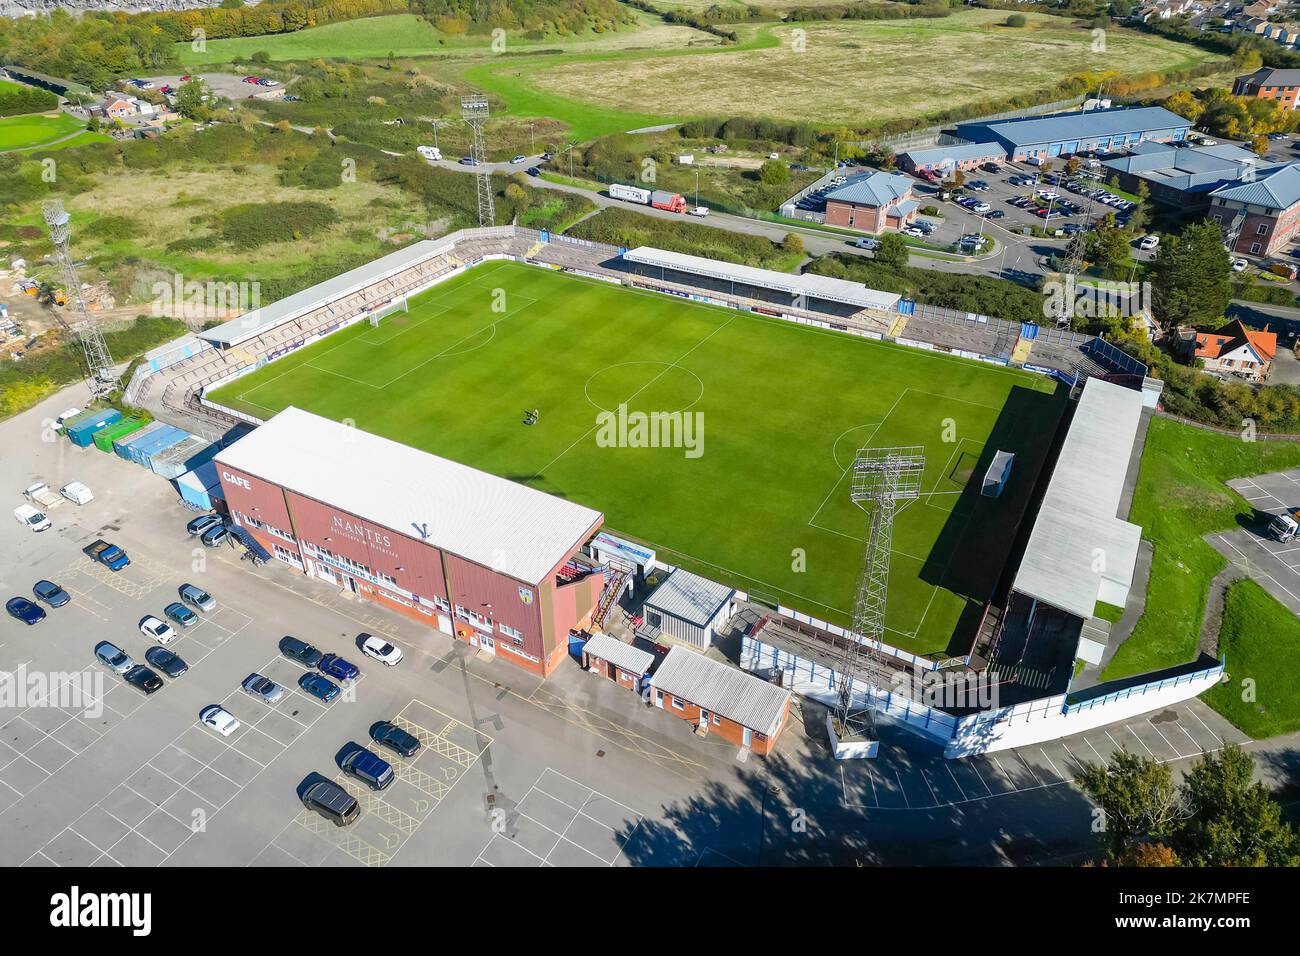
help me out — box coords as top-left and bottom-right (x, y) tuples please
(114, 420), (167, 460)
(129, 425), (188, 468)
(92, 417), (144, 453)
(65, 408), (122, 447)
(151, 436), (216, 480)
(176, 460), (224, 512)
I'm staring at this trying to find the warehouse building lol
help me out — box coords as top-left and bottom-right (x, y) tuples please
(955, 106), (1190, 163)
(581, 632), (656, 692)
(642, 568), (735, 649)
(649, 646), (792, 755)
(215, 407), (607, 678)
(1100, 140), (1261, 209)
(897, 142), (1006, 177)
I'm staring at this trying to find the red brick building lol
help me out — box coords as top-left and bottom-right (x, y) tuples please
(215, 407), (606, 677)
(822, 170), (919, 234)
(581, 632), (656, 692)
(1207, 163), (1300, 257)
(1232, 67), (1300, 110)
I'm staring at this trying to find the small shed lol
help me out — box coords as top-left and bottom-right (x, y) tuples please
(642, 568), (734, 649)
(648, 646), (792, 755)
(581, 632), (655, 692)
(982, 450), (1014, 498)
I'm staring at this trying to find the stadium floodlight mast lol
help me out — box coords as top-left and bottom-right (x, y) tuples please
(42, 199), (120, 398)
(832, 445), (926, 744)
(460, 94), (495, 227)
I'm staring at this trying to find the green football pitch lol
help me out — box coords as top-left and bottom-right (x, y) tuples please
(210, 260), (1066, 656)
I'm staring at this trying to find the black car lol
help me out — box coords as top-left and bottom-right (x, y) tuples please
(370, 720), (420, 758)
(986, 209), (1005, 220)
(279, 635), (324, 667)
(6, 596), (46, 625)
(525, 166), (540, 177)
(33, 580), (70, 607)
(302, 780), (359, 827)
(124, 665), (163, 695)
(145, 647), (189, 677)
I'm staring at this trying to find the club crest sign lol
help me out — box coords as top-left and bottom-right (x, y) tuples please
(518, 587), (534, 606)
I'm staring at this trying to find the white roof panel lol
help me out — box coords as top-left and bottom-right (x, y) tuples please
(1012, 378), (1144, 618)
(582, 632), (655, 676)
(199, 240), (454, 347)
(214, 407), (602, 585)
(650, 647), (791, 737)
(623, 247), (900, 311)
(644, 568), (734, 627)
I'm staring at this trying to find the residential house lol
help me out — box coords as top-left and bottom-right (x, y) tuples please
(1233, 65), (1300, 107)
(1189, 319), (1278, 380)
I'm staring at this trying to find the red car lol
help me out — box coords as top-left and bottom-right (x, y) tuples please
(242, 76), (260, 83)
(179, 75), (191, 82)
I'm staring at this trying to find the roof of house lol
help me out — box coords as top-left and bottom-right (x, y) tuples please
(958, 106), (1190, 148)
(1012, 378), (1145, 619)
(898, 142), (1007, 167)
(649, 646), (791, 736)
(621, 247), (900, 311)
(198, 239), (455, 347)
(643, 568), (734, 628)
(213, 407), (603, 585)
(581, 632), (655, 676)
(1209, 162), (1300, 210)
(823, 170), (913, 208)
(1239, 66), (1300, 87)
(1194, 319), (1277, 362)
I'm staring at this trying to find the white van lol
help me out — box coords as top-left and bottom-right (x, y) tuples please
(61, 481), (94, 506)
(416, 145), (441, 161)
(14, 504), (51, 532)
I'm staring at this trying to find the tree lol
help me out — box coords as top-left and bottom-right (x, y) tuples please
(1128, 179), (1151, 233)
(779, 232), (804, 256)
(1150, 219), (1231, 331)
(1176, 746), (1300, 867)
(1077, 749), (1187, 859)
(1250, 134), (1270, 156)
(1006, 13), (1027, 26)
(173, 77), (214, 122)
(1164, 90), (1203, 124)
(874, 232), (910, 270)
(758, 159), (788, 186)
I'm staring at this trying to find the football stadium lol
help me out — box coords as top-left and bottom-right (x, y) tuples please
(204, 253), (1066, 658)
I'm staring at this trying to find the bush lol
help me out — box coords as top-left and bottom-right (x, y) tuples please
(218, 201), (339, 248)
(0, 82), (58, 118)
(567, 207), (799, 270)
(1005, 13), (1027, 27)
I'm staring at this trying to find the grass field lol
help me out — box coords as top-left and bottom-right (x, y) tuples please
(210, 260), (1064, 656)
(0, 111), (102, 152)
(1203, 579), (1300, 738)
(525, 11), (1222, 126)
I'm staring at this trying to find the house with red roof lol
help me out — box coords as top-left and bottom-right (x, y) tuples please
(1190, 320), (1277, 382)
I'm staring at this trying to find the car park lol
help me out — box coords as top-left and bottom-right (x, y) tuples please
(146, 647), (189, 677)
(200, 524), (230, 548)
(33, 579), (70, 607)
(362, 634), (404, 666)
(319, 653), (360, 681)
(341, 748), (395, 791)
(179, 583), (216, 613)
(241, 673), (285, 704)
(280, 636), (323, 667)
(164, 601), (198, 628)
(188, 514), (223, 536)
(95, 641), (135, 675)
(299, 673), (340, 703)
(6, 597), (46, 625)
(200, 704), (240, 736)
(124, 665), (163, 695)
(371, 720), (420, 758)
(302, 780), (359, 827)
(140, 615), (178, 645)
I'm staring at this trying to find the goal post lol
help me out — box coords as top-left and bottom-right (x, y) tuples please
(369, 296), (410, 327)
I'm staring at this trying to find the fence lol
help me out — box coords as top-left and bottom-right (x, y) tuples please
(1063, 662), (1225, 714)
(854, 96), (1090, 153)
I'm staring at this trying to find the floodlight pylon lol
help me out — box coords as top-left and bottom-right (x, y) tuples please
(42, 199), (120, 397)
(461, 95), (495, 227)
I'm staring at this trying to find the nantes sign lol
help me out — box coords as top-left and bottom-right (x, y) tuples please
(330, 515), (399, 559)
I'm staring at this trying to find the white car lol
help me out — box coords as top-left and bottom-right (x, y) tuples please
(199, 704), (240, 737)
(140, 615), (178, 645)
(1233, 259), (1249, 273)
(13, 504), (51, 533)
(1139, 235), (1160, 251)
(972, 202), (992, 214)
(903, 226), (925, 238)
(689, 206), (710, 217)
(362, 634), (404, 667)
(510, 154), (526, 164)
(416, 145), (441, 161)
(60, 481), (94, 506)
(52, 407), (81, 432)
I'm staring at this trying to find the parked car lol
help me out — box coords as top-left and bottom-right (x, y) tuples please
(84, 539), (129, 570)
(319, 653), (359, 681)
(140, 615), (177, 645)
(95, 641), (135, 675)
(509, 155), (526, 164)
(1139, 235), (1160, 251)
(60, 481), (94, 505)
(302, 780), (359, 827)
(280, 636), (323, 667)
(526, 166), (541, 177)
(146, 647), (189, 678)
(124, 665), (163, 695)
(972, 202), (992, 214)
(164, 602), (198, 628)
(370, 720), (420, 758)
(179, 583), (216, 613)
(1233, 258), (1249, 273)
(362, 634), (404, 666)
(187, 514), (222, 536)
(14, 504), (51, 533)
(6, 597), (46, 625)
(986, 209), (1005, 220)
(200, 704), (240, 736)
(299, 673), (340, 703)
(458, 156), (479, 166)
(33, 580), (70, 607)
(200, 524), (230, 548)
(241, 673), (285, 704)
(342, 748), (395, 791)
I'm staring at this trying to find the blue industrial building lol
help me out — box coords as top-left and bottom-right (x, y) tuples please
(955, 106), (1191, 163)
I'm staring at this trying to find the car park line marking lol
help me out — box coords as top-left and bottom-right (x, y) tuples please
(964, 758), (993, 796)
(1038, 747), (1064, 780)
(920, 769), (939, 805)
(1013, 749), (1042, 786)
(1145, 719), (1186, 760)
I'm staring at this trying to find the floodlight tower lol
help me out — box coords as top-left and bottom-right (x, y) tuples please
(42, 199), (120, 397)
(461, 94), (495, 227)
(833, 445), (926, 740)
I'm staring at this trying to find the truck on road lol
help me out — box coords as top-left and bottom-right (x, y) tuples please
(609, 183), (689, 214)
(85, 539), (131, 571)
(23, 482), (62, 510)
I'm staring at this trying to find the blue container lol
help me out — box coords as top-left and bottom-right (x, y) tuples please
(151, 436), (213, 480)
(176, 460), (222, 510)
(114, 420), (166, 460)
(131, 425), (188, 468)
(65, 408), (121, 447)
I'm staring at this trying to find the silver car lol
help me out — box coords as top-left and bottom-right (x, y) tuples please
(241, 673), (285, 704)
(95, 641), (134, 675)
(179, 583), (216, 613)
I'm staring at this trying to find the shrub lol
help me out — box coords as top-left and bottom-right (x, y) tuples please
(218, 201), (339, 248)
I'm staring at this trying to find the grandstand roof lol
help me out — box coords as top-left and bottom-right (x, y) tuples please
(1011, 378), (1144, 620)
(622, 247), (901, 312)
(197, 239), (454, 348)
